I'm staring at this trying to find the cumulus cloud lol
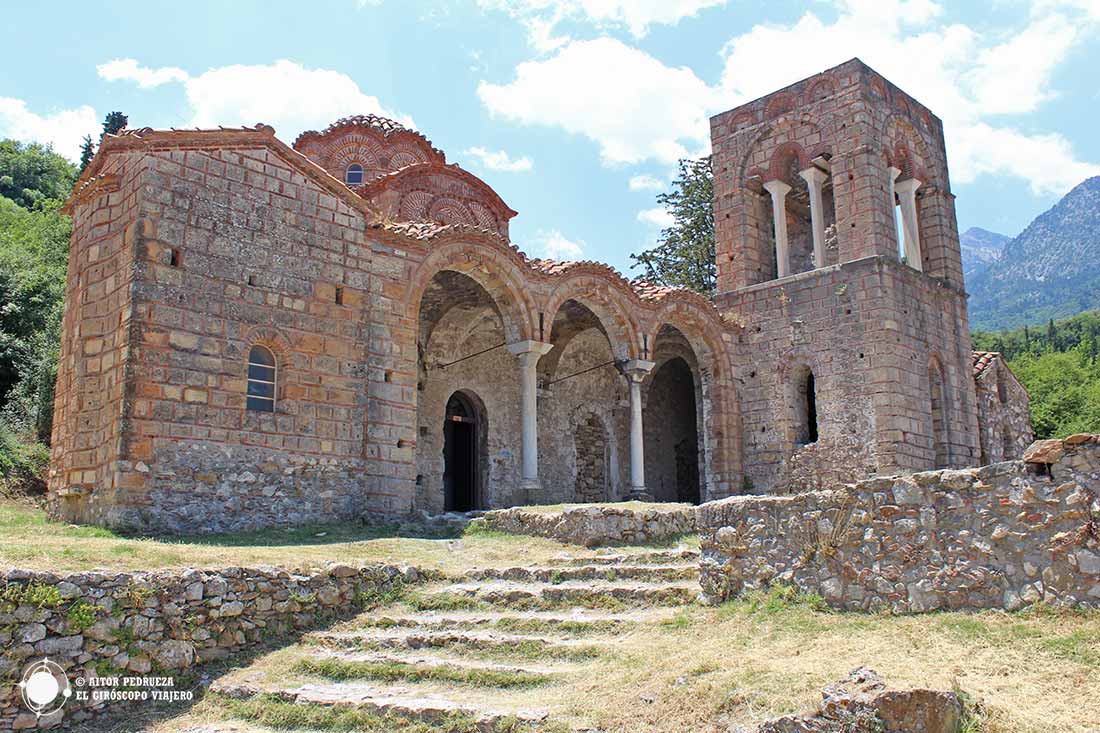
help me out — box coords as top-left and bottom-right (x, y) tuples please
(96, 58), (188, 88)
(479, 0), (729, 43)
(478, 38), (714, 166)
(531, 228), (586, 259)
(98, 59), (411, 139)
(637, 206), (674, 228)
(462, 146), (534, 172)
(0, 98), (98, 161)
(713, 0), (1100, 194)
(628, 174), (665, 191)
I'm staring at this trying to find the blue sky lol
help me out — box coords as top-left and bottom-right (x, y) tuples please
(2, 0), (1098, 274)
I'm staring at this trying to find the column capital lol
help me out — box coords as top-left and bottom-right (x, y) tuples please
(621, 359), (656, 380)
(507, 340), (554, 357)
(888, 165), (903, 182)
(799, 166), (829, 186)
(894, 177), (922, 195)
(762, 179), (792, 198)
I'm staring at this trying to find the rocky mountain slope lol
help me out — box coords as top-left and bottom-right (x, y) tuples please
(968, 177), (1100, 330)
(959, 226), (1009, 281)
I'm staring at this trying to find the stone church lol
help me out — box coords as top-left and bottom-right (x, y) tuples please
(47, 59), (1032, 533)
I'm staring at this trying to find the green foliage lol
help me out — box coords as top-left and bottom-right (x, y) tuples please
(973, 310), (1100, 439)
(1, 580), (63, 609)
(296, 657), (550, 688)
(630, 156), (716, 296)
(102, 111), (128, 137)
(66, 598), (98, 631)
(0, 140), (77, 209)
(354, 579), (405, 610)
(78, 135), (95, 174)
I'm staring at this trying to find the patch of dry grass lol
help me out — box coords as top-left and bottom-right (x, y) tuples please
(0, 500), (669, 574)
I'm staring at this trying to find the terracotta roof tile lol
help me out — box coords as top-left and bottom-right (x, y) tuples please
(972, 351), (1000, 377)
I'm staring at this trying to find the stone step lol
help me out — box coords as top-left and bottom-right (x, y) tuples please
(555, 548), (700, 566)
(433, 579), (698, 608)
(356, 607), (666, 634)
(213, 681), (550, 731)
(462, 563), (697, 583)
(311, 647), (569, 677)
(310, 628), (605, 662)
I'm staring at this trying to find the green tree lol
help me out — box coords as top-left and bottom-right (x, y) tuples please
(78, 135), (95, 174)
(630, 156), (715, 296)
(0, 140), (77, 209)
(0, 195), (70, 437)
(102, 111), (128, 137)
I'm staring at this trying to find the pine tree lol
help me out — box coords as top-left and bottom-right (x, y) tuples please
(101, 111), (128, 137)
(78, 135), (95, 173)
(1047, 318), (1057, 351)
(629, 156), (715, 296)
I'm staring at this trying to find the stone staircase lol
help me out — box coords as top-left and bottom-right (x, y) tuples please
(198, 547), (700, 732)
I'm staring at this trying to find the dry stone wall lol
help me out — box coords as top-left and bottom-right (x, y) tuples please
(698, 436), (1100, 612)
(0, 563), (417, 729)
(474, 503), (695, 547)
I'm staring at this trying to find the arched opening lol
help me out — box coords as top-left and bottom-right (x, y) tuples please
(538, 297), (629, 503)
(929, 360), (949, 468)
(643, 350), (701, 505)
(574, 413), (609, 503)
(443, 391), (482, 511)
(1001, 424), (1014, 461)
(416, 269), (521, 513)
(246, 345), (276, 413)
(345, 163), (364, 185)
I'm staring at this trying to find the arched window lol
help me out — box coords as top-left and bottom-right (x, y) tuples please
(803, 371), (819, 444)
(345, 163), (364, 185)
(792, 365), (819, 446)
(247, 345), (276, 413)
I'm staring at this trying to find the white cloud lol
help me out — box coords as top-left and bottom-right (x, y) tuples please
(531, 228), (586, 259)
(96, 58), (188, 88)
(98, 59), (411, 139)
(478, 38), (714, 166)
(628, 174), (665, 191)
(0, 98), (98, 161)
(714, 0), (1099, 196)
(479, 0), (729, 43)
(462, 146), (534, 172)
(637, 206), (674, 228)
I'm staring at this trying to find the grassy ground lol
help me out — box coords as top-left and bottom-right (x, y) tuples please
(0, 500), (694, 574)
(115, 586), (1100, 733)
(510, 501), (694, 514)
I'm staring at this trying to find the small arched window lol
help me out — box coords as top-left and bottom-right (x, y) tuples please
(804, 371), (819, 444)
(345, 163), (364, 185)
(247, 345), (276, 413)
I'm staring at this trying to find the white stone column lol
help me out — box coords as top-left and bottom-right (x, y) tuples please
(888, 166), (902, 260)
(622, 359), (655, 500)
(895, 177), (924, 272)
(763, 180), (792, 279)
(799, 167), (829, 268)
(507, 340), (554, 501)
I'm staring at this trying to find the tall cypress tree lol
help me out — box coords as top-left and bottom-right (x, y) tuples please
(78, 135), (95, 173)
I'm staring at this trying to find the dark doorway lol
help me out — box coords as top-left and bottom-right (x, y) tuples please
(644, 357), (701, 504)
(443, 392), (478, 511)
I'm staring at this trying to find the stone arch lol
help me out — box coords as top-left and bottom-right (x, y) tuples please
(644, 300), (743, 501)
(541, 275), (643, 361)
(777, 349), (822, 449)
(408, 243), (536, 345)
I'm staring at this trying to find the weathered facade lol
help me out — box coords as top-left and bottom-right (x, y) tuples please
(48, 59), (1029, 533)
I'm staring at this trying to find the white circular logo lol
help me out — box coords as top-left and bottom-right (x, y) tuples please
(18, 658), (71, 718)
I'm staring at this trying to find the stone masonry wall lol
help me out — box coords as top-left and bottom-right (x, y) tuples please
(0, 563), (417, 729)
(698, 436), (1100, 612)
(474, 504), (696, 547)
(974, 354), (1033, 465)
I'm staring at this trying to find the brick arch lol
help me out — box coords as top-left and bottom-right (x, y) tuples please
(804, 75), (838, 104)
(645, 300), (743, 500)
(408, 242), (536, 344)
(883, 115), (935, 186)
(766, 141), (813, 185)
(428, 197), (475, 226)
(739, 120), (828, 183)
(239, 325), (296, 408)
(542, 275), (643, 361)
(765, 92), (796, 119)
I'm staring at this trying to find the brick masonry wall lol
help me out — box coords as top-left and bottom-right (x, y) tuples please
(0, 563), (418, 730)
(697, 436), (1100, 612)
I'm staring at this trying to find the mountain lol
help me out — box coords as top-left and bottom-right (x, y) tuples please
(959, 227), (1009, 281)
(967, 177), (1100, 331)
